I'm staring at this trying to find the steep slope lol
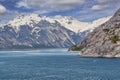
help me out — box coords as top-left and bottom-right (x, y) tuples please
(70, 8), (120, 58)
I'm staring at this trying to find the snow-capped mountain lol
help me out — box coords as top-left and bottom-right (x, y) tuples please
(0, 14), (111, 49)
(53, 15), (90, 33)
(6, 14), (111, 33)
(53, 15), (111, 33)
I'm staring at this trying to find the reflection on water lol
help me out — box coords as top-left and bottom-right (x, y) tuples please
(0, 48), (78, 57)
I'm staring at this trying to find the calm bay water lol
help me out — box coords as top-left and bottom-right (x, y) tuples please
(0, 49), (120, 80)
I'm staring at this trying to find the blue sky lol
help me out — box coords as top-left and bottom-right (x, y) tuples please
(0, 0), (120, 22)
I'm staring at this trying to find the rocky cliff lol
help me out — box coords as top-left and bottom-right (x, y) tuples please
(70, 8), (120, 58)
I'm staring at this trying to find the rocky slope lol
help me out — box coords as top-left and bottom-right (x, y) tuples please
(69, 8), (120, 58)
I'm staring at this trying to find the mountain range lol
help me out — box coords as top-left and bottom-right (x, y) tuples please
(0, 14), (110, 49)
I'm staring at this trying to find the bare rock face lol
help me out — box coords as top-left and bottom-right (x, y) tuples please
(70, 8), (120, 58)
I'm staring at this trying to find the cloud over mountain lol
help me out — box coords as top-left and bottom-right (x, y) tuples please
(91, 5), (108, 11)
(0, 4), (7, 14)
(16, 0), (85, 11)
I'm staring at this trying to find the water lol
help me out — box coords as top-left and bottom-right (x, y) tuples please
(0, 49), (120, 80)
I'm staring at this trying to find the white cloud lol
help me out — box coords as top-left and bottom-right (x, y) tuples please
(50, 0), (85, 10)
(0, 4), (7, 14)
(34, 10), (49, 14)
(16, 0), (85, 11)
(16, 0), (30, 9)
(91, 5), (108, 11)
(97, 0), (109, 3)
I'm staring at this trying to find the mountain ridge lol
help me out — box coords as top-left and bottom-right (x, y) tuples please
(0, 14), (111, 49)
(3, 13), (111, 33)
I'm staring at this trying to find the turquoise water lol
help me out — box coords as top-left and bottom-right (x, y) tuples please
(0, 49), (120, 80)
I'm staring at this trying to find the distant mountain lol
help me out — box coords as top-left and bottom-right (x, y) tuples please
(69, 8), (120, 58)
(0, 14), (110, 49)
